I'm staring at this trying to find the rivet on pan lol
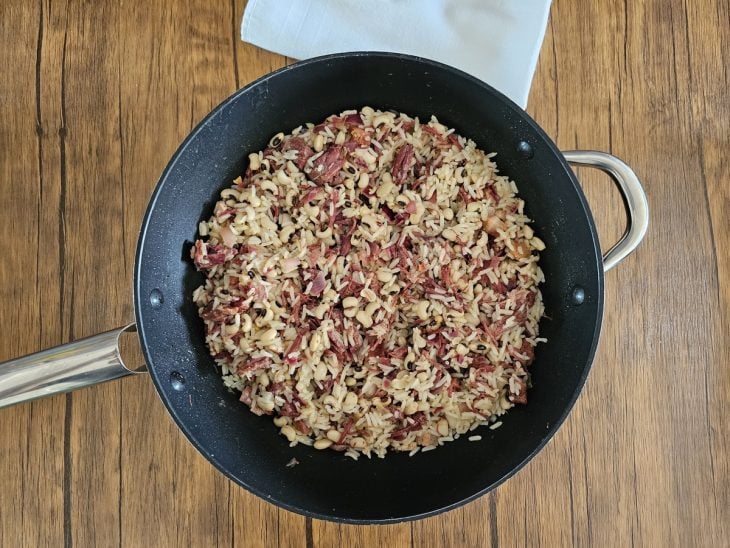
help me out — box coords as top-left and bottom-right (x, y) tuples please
(516, 140), (534, 159)
(571, 286), (585, 305)
(170, 371), (186, 391)
(149, 288), (164, 308)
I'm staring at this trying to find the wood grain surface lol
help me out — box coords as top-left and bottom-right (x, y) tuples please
(0, 0), (727, 546)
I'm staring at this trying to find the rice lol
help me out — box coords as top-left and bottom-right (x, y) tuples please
(191, 107), (546, 459)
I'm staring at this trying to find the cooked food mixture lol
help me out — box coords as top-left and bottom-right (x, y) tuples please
(191, 108), (546, 459)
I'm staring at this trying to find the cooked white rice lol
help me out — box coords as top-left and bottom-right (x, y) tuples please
(191, 107), (546, 459)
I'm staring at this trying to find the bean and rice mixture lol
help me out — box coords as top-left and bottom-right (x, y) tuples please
(191, 107), (546, 459)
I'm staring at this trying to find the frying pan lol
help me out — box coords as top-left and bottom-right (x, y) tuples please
(0, 53), (648, 523)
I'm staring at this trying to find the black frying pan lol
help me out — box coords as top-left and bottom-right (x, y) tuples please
(0, 53), (648, 523)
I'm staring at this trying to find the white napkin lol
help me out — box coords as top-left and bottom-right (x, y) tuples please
(241, 0), (552, 108)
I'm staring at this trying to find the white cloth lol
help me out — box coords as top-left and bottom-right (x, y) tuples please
(241, 0), (552, 108)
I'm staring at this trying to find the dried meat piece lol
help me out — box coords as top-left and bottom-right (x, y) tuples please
(391, 144), (415, 184)
(236, 356), (272, 376)
(307, 270), (327, 296)
(283, 136), (314, 169)
(307, 145), (345, 184)
(191, 241), (237, 270)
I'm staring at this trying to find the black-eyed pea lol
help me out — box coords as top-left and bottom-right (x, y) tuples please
(311, 303), (329, 320)
(221, 188), (240, 200)
(258, 328), (277, 346)
(326, 429), (341, 443)
(404, 401), (419, 416)
(260, 307), (274, 323)
(357, 172), (370, 189)
(530, 236), (546, 251)
(412, 328), (426, 350)
(371, 113), (391, 127)
(442, 227), (459, 242)
(302, 203), (319, 220)
(344, 391), (358, 409)
(309, 332), (324, 354)
(342, 296), (359, 318)
(413, 300), (429, 321)
(474, 399), (493, 412)
(269, 132), (284, 148)
(376, 269), (393, 283)
(314, 438), (333, 450)
(409, 202), (425, 224)
(256, 396), (275, 412)
(280, 425), (297, 442)
(273, 416), (288, 427)
(315, 226), (333, 240)
(282, 189), (296, 209)
(259, 372), (270, 388)
(350, 437), (366, 450)
(248, 191), (261, 208)
(361, 214), (379, 231)
(223, 318), (239, 336)
(241, 314), (253, 332)
(244, 221), (261, 237)
(279, 224), (295, 243)
(355, 310), (373, 328)
(261, 178), (279, 194)
(376, 179), (394, 199)
(464, 313), (479, 326)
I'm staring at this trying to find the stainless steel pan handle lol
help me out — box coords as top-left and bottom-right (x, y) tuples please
(563, 150), (649, 272)
(0, 324), (146, 409)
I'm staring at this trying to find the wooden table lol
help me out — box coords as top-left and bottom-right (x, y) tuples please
(1, 1), (727, 546)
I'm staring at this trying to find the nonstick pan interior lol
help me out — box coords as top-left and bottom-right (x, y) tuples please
(134, 53), (603, 523)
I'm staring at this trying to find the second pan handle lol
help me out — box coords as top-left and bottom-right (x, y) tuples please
(563, 150), (649, 272)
